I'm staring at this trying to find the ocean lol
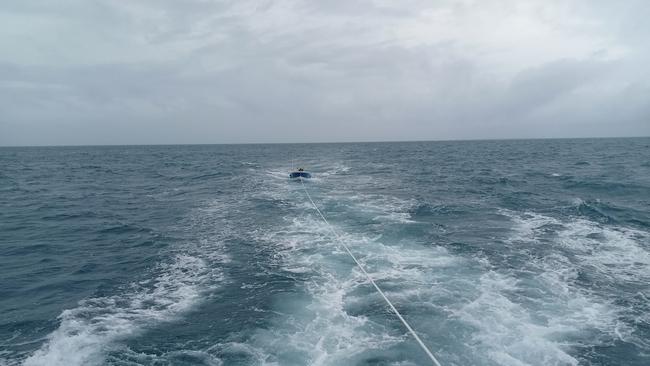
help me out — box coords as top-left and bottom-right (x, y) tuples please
(1, 138), (649, 366)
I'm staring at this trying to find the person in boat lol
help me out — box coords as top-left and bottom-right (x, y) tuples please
(298, 168), (304, 171)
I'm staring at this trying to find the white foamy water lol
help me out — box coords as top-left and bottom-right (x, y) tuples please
(483, 210), (650, 364)
(343, 193), (418, 224)
(453, 267), (621, 366)
(248, 178), (646, 365)
(235, 171), (457, 365)
(503, 210), (650, 285)
(243, 215), (407, 366)
(22, 255), (220, 366)
(559, 220), (650, 284)
(21, 197), (234, 366)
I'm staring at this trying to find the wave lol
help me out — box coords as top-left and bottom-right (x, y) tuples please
(18, 196), (234, 366)
(496, 209), (650, 361)
(570, 197), (650, 228)
(240, 214), (433, 365)
(22, 254), (219, 366)
(257, 194), (628, 365)
(232, 175), (451, 364)
(453, 267), (622, 366)
(340, 193), (418, 224)
(502, 209), (650, 284)
(562, 179), (648, 195)
(252, 169), (611, 364)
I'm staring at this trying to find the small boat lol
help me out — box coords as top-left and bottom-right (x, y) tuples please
(289, 168), (312, 179)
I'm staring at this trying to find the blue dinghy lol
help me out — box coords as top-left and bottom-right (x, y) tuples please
(289, 168), (311, 179)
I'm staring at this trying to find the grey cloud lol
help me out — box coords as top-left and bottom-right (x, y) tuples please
(502, 59), (614, 117)
(0, 0), (648, 145)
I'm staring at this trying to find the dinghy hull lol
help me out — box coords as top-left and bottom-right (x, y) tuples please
(289, 171), (311, 179)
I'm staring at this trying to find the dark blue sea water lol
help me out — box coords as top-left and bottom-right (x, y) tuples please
(1, 139), (649, 366)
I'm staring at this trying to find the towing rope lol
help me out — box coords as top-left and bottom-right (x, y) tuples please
(299, 177), (442, 366)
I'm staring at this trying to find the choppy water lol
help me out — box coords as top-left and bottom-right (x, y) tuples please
(1, 138), (649, 366)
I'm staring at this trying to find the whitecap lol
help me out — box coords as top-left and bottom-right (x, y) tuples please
(22, 198), (233, 366)
(23, 255), (220, 366)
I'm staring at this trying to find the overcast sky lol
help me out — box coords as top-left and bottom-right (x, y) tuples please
(1, 0), (649, 146)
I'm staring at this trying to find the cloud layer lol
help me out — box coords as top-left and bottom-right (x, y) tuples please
(1, 0), (648, 145)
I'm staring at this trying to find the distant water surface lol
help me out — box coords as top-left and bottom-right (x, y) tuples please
(1, 138), (649, 366)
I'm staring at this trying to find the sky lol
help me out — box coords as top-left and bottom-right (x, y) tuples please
(0, 0), (649, 146)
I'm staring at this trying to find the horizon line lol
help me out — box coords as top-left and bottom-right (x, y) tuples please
(0, 135), (648, 148)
